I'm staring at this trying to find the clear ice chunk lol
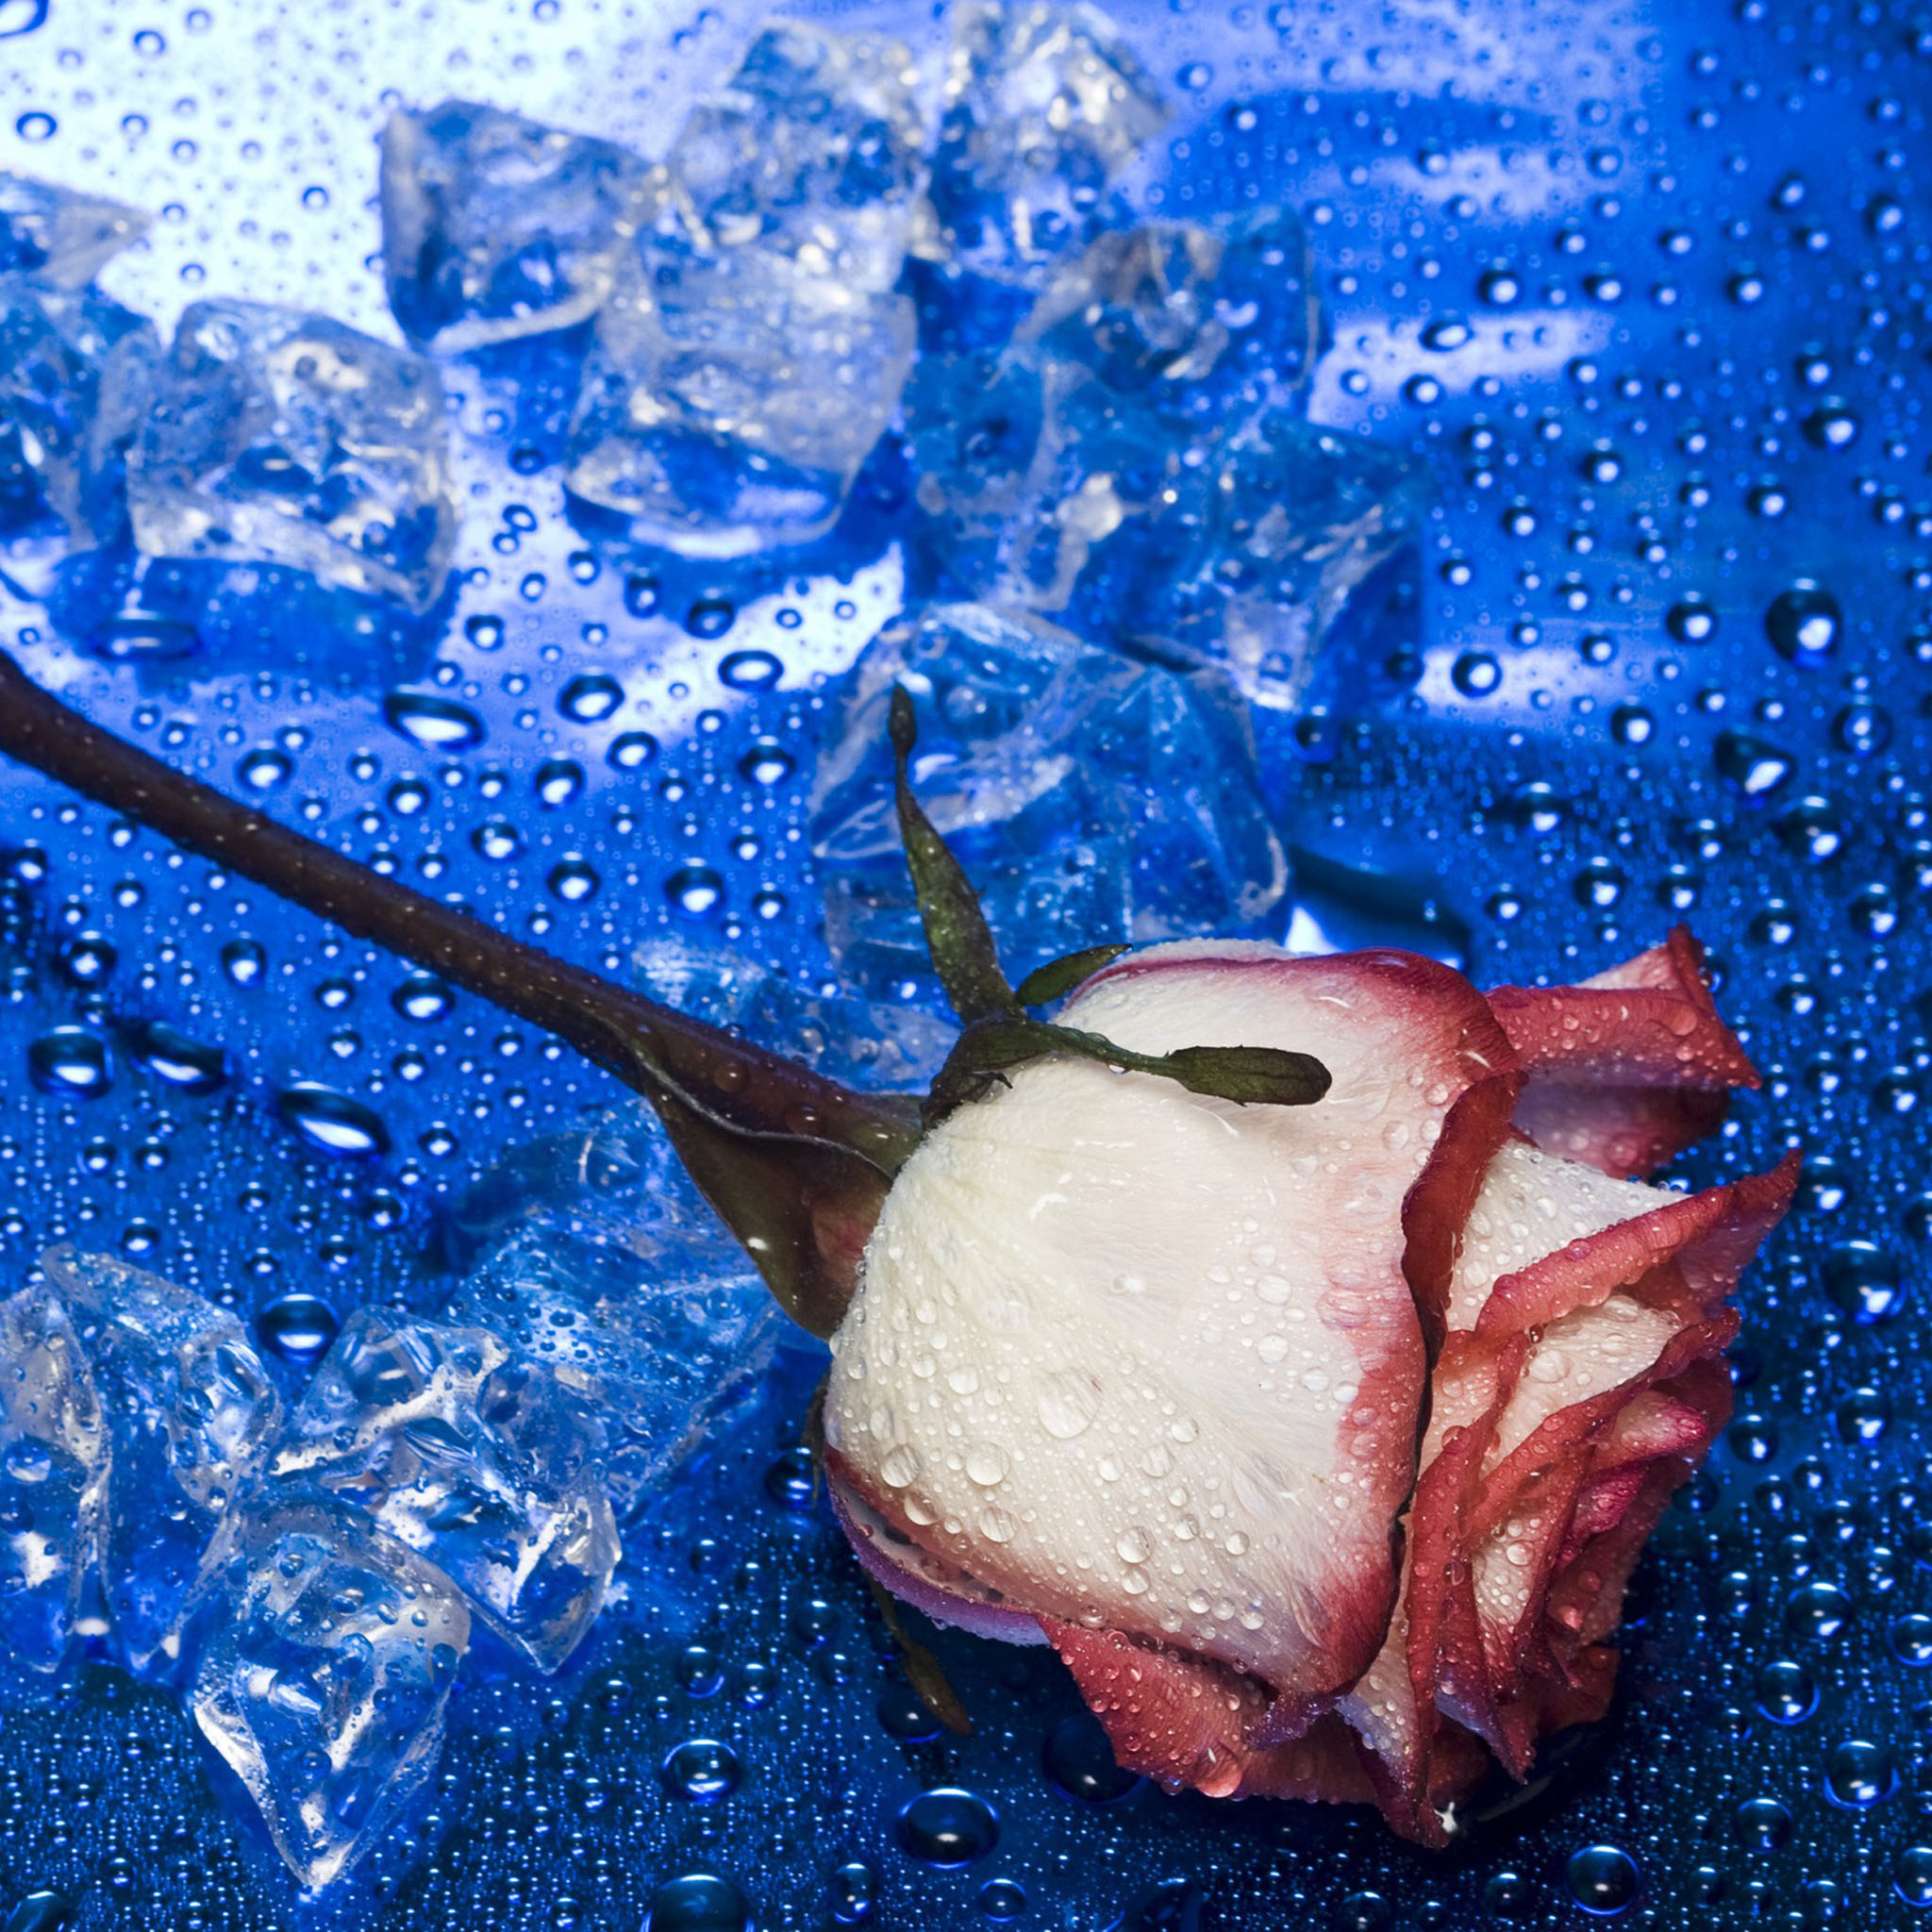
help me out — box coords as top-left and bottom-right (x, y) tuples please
(632, 936), (951, 1091)
(444, 1111), (779, 1518)
(808, 600), (1289, 990)
(0, 275), (157, 541)
(670, 23), (929, 294)
(1085, 409), (1432, 710)
(928, 0), (1168, 288)
(271, 1311), (618, 1674)
(191, 1489), (470, 1891)
(0, 1280), (106, 1674)
(565, 243), (914, 557)
(127, 300), (460, 613)
(910, 209), (1335, 669)
(0, 170), (150, 288)
(40, 1245), (281, 1684)
(380, 101), (660, 354)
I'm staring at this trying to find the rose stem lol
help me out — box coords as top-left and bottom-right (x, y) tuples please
(0, 649), (921, 1336)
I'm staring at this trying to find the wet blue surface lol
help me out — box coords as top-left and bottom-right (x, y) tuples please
(0, 0), (1928, 1926)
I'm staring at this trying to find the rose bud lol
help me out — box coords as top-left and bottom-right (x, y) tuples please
(825, 927), (1793, 1844)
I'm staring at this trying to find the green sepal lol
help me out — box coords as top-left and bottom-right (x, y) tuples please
(925, 1012), (1332, 1124)
(891, 688), (1015, 1025)
(1014, 942), (1131, 1009)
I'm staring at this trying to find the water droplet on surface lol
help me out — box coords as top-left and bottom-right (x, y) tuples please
(719, 649), (781, 691)
(275, 1083), (391, 1158)
(608, 730), (658, 771)
(667, 865), (724, 916)
(383, 692), (485, 752)
(1824, 1739), (1895, 1808)
(1714, 731), (1791, 799)
(1731, 1796), (1792, 1852)
(535, 758), (585, 808)
(1897, 1848), (1932, 1911)
(662, 1738), (741, 1803)
(827, 1860), (877, 1924)
(28, 1026), (111, 1096)
(56, 931), (115, 986)
(127, 1019), (226, 1093)
(643, 1873), (750, 1932)
(257, 1291), (340, 1365)
(1666, 597), (1718, 644)
(1824, 1242), (1903, 1324)
(1754, 1659), (1817, 1725)
(976, 1876), (1026, 1923)
(895, 1788), (999, 1867)
(1786, 1580), (1854, 1642)
(559, 673), (624, 723)
(391, 974), (452, 1023)
(1043, 1711), (1141, 1804)
(1765, 580), (1841, 664)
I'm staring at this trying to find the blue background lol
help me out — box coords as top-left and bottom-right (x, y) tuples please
(0, 0), (1928, 1925)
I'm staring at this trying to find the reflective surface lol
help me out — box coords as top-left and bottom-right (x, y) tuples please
(0, 0), (1928, 1926)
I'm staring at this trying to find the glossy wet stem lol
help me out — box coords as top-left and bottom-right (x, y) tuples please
(0, 650), (922, 1338)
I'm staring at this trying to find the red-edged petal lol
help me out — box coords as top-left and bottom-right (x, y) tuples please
(1487, 927), (1759, 1176)
(826, 942), (1521, 1727)
(1042, 1617), (1381, 1807)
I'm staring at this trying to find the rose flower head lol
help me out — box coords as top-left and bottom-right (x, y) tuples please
(824, 693), (1793, 1844)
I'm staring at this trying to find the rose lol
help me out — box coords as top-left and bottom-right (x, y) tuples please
(824, 930), (1793, 1843)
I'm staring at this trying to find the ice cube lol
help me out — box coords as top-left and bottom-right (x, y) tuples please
(632, 936), (951, 1091)
(1083, 408), (1431, 710)
(444, 1110), (779, 1518)
(271, 1311), (617, 1674)
(41, 1245), (281, 1683)
(127, 300), (460, 613)
(670, 22), (929, 294)
(0, 275), (157, 541)
(808, 600), (1288, 990)
(0, 1280), (106, 1674)
(190, 1489), (469, 1892)
(1021, 208), (1319, 406)
(380, 101), (660, 355)
(565, 244), (914, 558)
(928, 0), (1168, 288)
(0, 170), (150, 288)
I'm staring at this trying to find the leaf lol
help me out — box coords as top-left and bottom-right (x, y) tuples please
(890, 687), (1015, 1025)
(1014, 943), (1131, 1009)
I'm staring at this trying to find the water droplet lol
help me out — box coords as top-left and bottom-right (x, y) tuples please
(391, 974), (452, 1023)
(1786, 1580), (1853, 1642)
(1666, 597), (1718, 644)
(221, 939), (266, 987)
(1421, 318), (1471, 351)
(535, 758), (584, 808)
(473, 818), (523, 861)
(1731, 1796), (1792, 1852)
(56, 931), (115, 986)
(1824, 1738), (1895, 1808)
(1563, 1847), (1640, 1918)
(762, 1447), (814, 1508)
(684, 596), (736, 640)
(1452, 650), (1500, 697)
(624, 572), (660, 619)
(976, 1876), (1026, 1923)
(383, 692), (484, 752)
(1754, 1659), (1817, 1725)
(1714, 731), (1791, 799)
(895, 1788), (999, 1867)
(643, 1873), (750, 1932)
(275, 1083), (391, 1158)
(738, 739), (794, 786)
(1896, 1848), (1932, 1911)
(127, 1019), (226, 1093)
(1888, 1614), (1932, 1667)
(719, 649), (781, 691)
(1765, 580), (1841, 664)
(608, 731), (658, 772)
(237, 746), (292, 791)
(548, 858), (601, 903)
(1803, 399), (1859, 449)
(667, 865), (724, 916)
(559, 673), (624, 723)
(1036, 1370), (1098, 1440)
(661, 1739), (741, 1803)
(27, 1026), (111, 1096)
(1824, 1242), (1903, 1324)
(1043, 1711), (1141, 1804)
(0, 0), (51, 37)
(257, 1291), (340, 1365)
(464, 613), (505, 651)
(827, 1859), (877, 1924)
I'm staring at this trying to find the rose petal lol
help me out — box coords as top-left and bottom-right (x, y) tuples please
(826, 943), (1518, 1719)
(1487, 928), (1759, 1176)
(1042, 1617), (1381, 1807)
(827, 1469), (1050, 1646)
